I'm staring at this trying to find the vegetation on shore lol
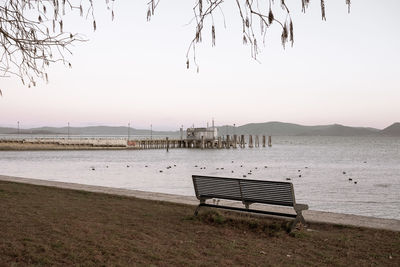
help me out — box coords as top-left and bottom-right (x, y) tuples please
(0, 181), (399, 266)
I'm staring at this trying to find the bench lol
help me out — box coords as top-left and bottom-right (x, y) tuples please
(192, 175), (308, 229)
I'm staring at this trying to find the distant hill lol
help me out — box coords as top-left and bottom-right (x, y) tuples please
(217, 122), (379, 136)
(0, 122), (397, 137)
(380, 123), (400, 136)
(301, 124), (380, 136)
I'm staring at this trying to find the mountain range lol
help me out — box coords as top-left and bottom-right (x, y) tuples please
(0, 122), (399, 136)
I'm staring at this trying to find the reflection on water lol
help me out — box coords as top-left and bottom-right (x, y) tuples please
(0, 136), (399, 219)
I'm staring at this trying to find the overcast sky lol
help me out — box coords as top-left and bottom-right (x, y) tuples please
(1, 0), (399, 130)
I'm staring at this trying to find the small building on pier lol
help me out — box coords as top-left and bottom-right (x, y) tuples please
(186, 127), (217, 141)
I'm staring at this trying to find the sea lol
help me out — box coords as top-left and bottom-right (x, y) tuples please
(0, 136), (399, 220)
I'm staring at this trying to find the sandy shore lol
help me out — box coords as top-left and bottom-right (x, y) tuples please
(1, 174), (399, 231)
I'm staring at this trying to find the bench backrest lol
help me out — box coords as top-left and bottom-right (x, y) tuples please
(192, 175), (296, 207)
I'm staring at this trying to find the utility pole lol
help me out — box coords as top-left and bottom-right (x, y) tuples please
(180, 125), (183, 141)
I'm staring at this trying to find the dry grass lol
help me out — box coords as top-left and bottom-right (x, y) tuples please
(0, 181), (399, 266)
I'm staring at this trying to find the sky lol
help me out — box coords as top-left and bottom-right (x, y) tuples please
(0, 0), (399, 130)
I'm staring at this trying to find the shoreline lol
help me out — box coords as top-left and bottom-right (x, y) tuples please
(1, 174), (399, 232)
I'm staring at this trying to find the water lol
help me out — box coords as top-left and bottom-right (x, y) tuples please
(0, 136), (399, 220)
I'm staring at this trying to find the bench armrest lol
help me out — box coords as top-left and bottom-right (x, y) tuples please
(294, 203), (309, 211)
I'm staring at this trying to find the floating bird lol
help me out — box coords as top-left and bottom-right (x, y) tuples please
(127, 165), (130, 168)
(243, 175), (247, 178)
(286, 178), (291, 181)
(264, 166), (268, 168)
(194, 165), (198, 167)
(231, 161), (234, 163)
(91, 167), (95, 171)
(305, 167), (308, 169)
(248, 173), (252, 175)
(240, 165), (243, 167)
(231, 170), (234, 173)
(299, 175), (302, 178)
(343, 171), (346, 175)
(221, 168), (224, 170)
(348, 178), (353, 181)
(216, 168), (219, 170)
(174, 164), (176, 167)
(354, 181), (357, 184)
(106, 166), (109, 168)
(145, 165), (148, 167)
(255, 167), (258, 170)
(159, 170), (163, 173)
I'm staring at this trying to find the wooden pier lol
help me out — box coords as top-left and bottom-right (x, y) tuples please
(126, 134), (272, 150)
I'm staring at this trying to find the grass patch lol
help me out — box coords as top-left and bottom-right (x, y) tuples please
(0, 180), (399, 266)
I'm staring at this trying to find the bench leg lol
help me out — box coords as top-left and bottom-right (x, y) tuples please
(194, 204), (202, 216)
(291, 211), (306, 230)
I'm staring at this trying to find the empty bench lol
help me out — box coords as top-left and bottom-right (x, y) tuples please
(192, 175), (308, 229)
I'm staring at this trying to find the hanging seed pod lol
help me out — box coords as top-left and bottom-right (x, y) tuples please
(59, 20), (63, 33)
(147, 8), (151, 21)
(79, 5), (83, 16)
(245, 17), (250, 28)
(281, 23), (288, 47)
(93, 20), (96, 31)
(346, 0), (351, 13)
(186, 59), (189, 69)
(321, 0), (326, 20)
(243, 35), (247, 45)
(199, 0), (203, 15)
(211, 25), (216, 47)
(289, 20), (294, 46)
(112, 10), (114, 21)
(268, 9), (274, 24)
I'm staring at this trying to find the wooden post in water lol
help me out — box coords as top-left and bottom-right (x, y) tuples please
(233, 134), (237, 149)
(262, 135), (266, 147)
(249, 135), (253, 148)
(268, 136), (272, 147)
(255, 135), (259, 147)
(218, 137), (222, 149)
(166, 137), (169, 152)
(226, 135), (230, 149)
(240, 135), (245, 148)
(201, 136), (205, 149)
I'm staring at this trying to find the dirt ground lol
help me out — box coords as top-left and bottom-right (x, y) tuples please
(0, 181), (399, 266)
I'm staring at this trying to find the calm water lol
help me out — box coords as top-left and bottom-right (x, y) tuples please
(0, 136), (399, 220)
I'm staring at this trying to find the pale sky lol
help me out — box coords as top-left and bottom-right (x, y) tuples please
(0, 0), (399, 130)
